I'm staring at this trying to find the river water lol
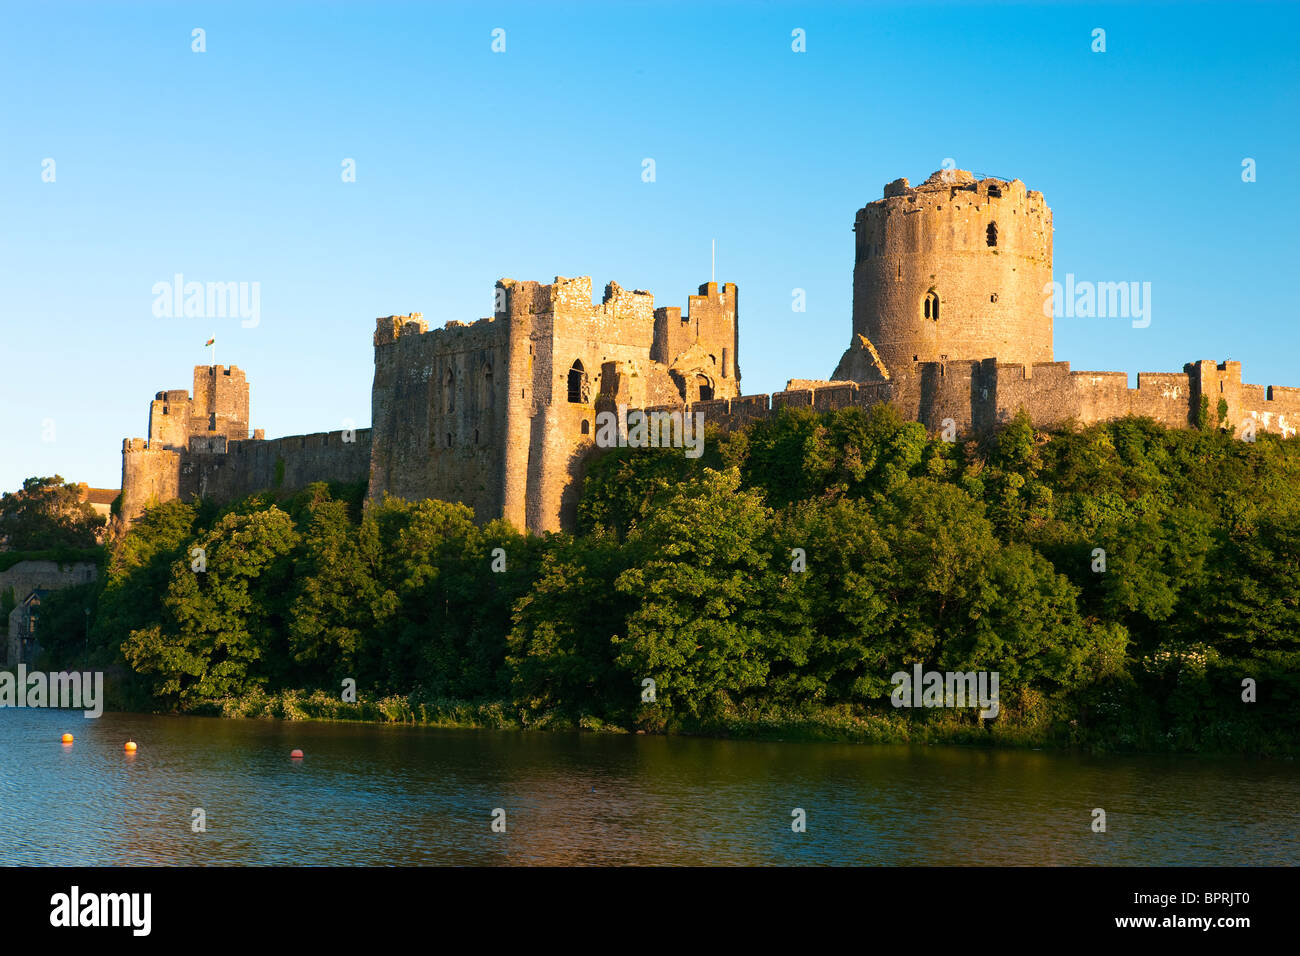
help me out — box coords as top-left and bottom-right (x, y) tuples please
(1, 708), (1295, 865)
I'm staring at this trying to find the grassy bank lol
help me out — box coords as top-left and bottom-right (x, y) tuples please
(153, 688), (1298, 756)
(7, 667), (1292, 755)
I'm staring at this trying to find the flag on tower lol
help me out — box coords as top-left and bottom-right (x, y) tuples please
(205, 337), (215, 347)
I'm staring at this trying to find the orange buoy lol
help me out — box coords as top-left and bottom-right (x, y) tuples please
(124, 741), (137, 752)
(290, 749), (304, 759)
(61, 733), (74, 744)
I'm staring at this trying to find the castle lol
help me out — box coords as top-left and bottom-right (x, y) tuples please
(119, 169), (1300, 534)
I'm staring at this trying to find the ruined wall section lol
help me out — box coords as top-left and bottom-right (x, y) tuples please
(1242, 385), (1300, 437)
(1184, 359), (1299, 437)
(651, 281), (740, 402)
(369, 312), (507, 522)
(527, 277), (657, 533)
(851, 170), (1053, 376)
(1233, 358), (1300, 438)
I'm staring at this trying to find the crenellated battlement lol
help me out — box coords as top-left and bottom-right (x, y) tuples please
(846, 169), (1054, 377)
(116, 169), (1300, 535)
(867, 171), (1049, 227)
(374, 312), (501, 350)
(605, 356), (1299, 445)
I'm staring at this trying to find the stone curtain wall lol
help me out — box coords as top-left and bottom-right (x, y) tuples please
(369, 313), (507, 521)
(185, 429), (374, 502)
(120, 354), (1298, 533)
(657, 360), (1298, 440)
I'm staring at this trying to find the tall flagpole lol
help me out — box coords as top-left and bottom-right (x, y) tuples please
(711, 239), (715, 283)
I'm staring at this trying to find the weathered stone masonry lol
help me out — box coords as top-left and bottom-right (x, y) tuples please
(662, 358), (1300, 438)
(118, 169), (1299, 534)
(120, 278), (739, 534)
(120, 365), (372, 527)
(369, 276), (739, 533)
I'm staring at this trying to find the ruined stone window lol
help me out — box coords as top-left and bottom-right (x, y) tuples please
(581, 420), (590, 435)
(924, 291), (940, 321)
(445, 369), (455, 414)
(697, 375), (714, 402)
(474, 429), (480, 444)
(567, 360), (588, 404)
(990, 292), (999, 303)
(446, 433), (452, 448)
(986, 222), (998, 247)
(988, 185), (1002, 198)
(483, 365), (494, 409)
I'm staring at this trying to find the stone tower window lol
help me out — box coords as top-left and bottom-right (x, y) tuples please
(567, 360), (588, 404)
(581, 420), (590, 435)
(444, 368), (455, 414)
(924, 291), (940, 321)
(988, 184), (1002, 198)
(483, 365), (493, 409)
(986, 222), (998, 247)
(697, 375), (714, 402)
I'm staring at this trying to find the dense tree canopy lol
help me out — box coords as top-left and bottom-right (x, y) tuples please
(31, 407), (1300, 753)
(0, 475), (105, 550)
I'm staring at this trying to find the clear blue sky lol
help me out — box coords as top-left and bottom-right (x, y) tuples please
(2, 0), (1297, 492)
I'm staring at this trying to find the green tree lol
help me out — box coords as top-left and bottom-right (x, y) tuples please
(0, 476), (105, 550)
(612, 468), (788, 722)
(121, 507), (298, 704)
(770, 498), (895, 703)
(93, 499), (198, 665)
(508, 528), (635, 721)
(286, 488), (381, 683)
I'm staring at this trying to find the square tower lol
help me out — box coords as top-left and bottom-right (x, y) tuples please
(190, 365), (250, 440)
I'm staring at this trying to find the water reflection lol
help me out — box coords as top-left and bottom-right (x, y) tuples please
(1, 709), (1295, 865)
